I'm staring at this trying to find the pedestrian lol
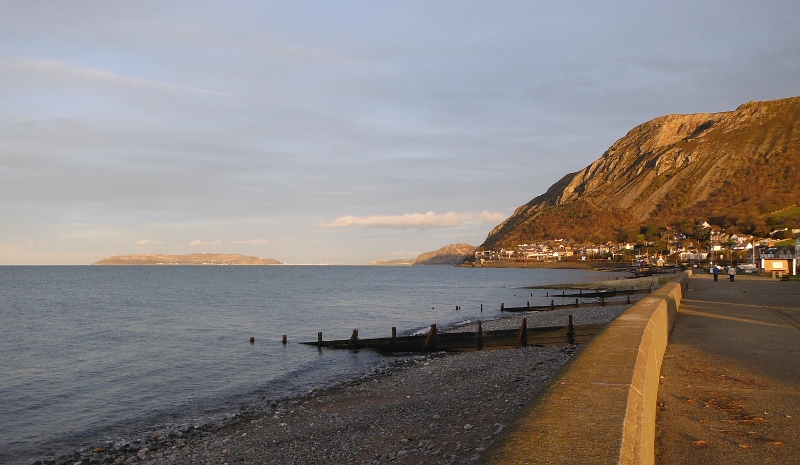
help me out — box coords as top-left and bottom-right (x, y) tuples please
(728, 265), (736, 282)
(712, 265), (719, 282)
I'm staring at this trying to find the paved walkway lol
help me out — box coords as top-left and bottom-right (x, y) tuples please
(657, 274), (800, 464)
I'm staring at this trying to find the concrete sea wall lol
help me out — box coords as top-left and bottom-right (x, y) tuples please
(482, 271), (691, 464)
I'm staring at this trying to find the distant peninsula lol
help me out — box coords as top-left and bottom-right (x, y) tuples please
(369, 258), (415, 266)
(370, 243), (477, 266)
(92, 254), (282, 266)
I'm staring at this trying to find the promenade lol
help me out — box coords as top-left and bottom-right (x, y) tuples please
(657, 274), (800, 464)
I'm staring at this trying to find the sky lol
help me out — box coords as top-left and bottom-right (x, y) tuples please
(1, 1), (799, 265)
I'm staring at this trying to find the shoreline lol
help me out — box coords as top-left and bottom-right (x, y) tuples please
(38, 296), (642, 465)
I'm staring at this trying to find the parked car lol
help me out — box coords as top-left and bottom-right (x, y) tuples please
(736, 264), (758, 274)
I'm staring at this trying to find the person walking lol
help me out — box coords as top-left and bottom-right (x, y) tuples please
(728, 265), (736, 282)
(712, 265), (719, 282)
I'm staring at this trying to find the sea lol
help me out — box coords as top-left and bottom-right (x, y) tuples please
(0, 265), (625, 465)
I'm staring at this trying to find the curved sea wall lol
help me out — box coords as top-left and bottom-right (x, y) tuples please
(482, 271), (691, 464)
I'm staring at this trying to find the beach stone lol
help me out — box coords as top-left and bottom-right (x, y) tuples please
(82, 301), (636, 465)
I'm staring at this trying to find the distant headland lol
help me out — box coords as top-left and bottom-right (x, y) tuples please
(92, 254), (282, 265)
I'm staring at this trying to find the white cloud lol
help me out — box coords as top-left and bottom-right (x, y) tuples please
(228, 239), (268, 245)
(135, 239), (164, 245)
(320, 210), (507, 230)
(477, 210), (509, 224)
(188, 239), (222, 246)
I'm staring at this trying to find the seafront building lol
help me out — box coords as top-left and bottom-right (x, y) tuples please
(477, 235), (800, 276)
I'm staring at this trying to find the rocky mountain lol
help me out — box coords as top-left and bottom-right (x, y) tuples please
(412, 243), (477, 266)
(482, 96), (800, 250)
(93, 254), (282, 265)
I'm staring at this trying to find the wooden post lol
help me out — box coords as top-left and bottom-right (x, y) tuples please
(317, 332), (322, 347)
(480, 303), (483, 313)
(550, 299), (554, 310)
(476, 322), (484, 351)
(391, 327), (396, 351)
(249, 336), (255, 344)
(347, 329), (359, 349)
(575, 298), (579, 308)
(601, 296), (605, 306)
(527, 301), (530, 309)
(627, 294), (631, 304)
(423, 324), (437, 352)
(282, 335), (287, 345)
(516, 318), (528, 348)
(568, 315), (574, 344)
(501, 303), (504, 312)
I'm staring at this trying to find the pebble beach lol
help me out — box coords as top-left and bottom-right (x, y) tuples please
(39, 295), (640, 465)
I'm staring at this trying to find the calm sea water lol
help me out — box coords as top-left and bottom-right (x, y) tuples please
(0, 265), (623, 464)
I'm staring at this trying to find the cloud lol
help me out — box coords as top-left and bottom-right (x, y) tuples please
(135, 239), (164, 245)
(228, 239), (269, 245)
(320, 211), (507, 230)
(188, 239), (222, 246)
(477, 211), (509, 224)
(1, 58), (229, 96)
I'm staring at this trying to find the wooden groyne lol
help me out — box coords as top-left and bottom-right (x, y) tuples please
(544, 286), (652, 299)
(500, 293), (643, 313)
(300, 318), (604, 353)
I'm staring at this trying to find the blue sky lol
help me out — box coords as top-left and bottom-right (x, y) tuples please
(1, 1), (799, 264)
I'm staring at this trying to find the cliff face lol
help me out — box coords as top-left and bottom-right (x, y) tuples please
(482, 96), (800, 249)
(412, 243), (476, 266)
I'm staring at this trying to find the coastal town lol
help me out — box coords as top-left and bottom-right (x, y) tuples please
(475, 220), (800, 277)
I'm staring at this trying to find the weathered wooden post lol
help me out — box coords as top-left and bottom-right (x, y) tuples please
(391, 326), (396, 351)
(476, 322), (484, 351)
(516, 318), (528, 348)
(575, 298), (579, 308)
(627, 294), (631, 304)
(347, 329), (359, 349)
(568, 315), (574, 345)
(249, 336), (255, 344)
(601, 296), (605, 306)
(317, 332), (322, 347)
(480, 303), (483, 313)
(527, 301), (530, 309)
(423, 324), (437, 352)
(501, 303), (504, 312)
(550, 300), (554, 310)
(282, 335), (287, 345)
